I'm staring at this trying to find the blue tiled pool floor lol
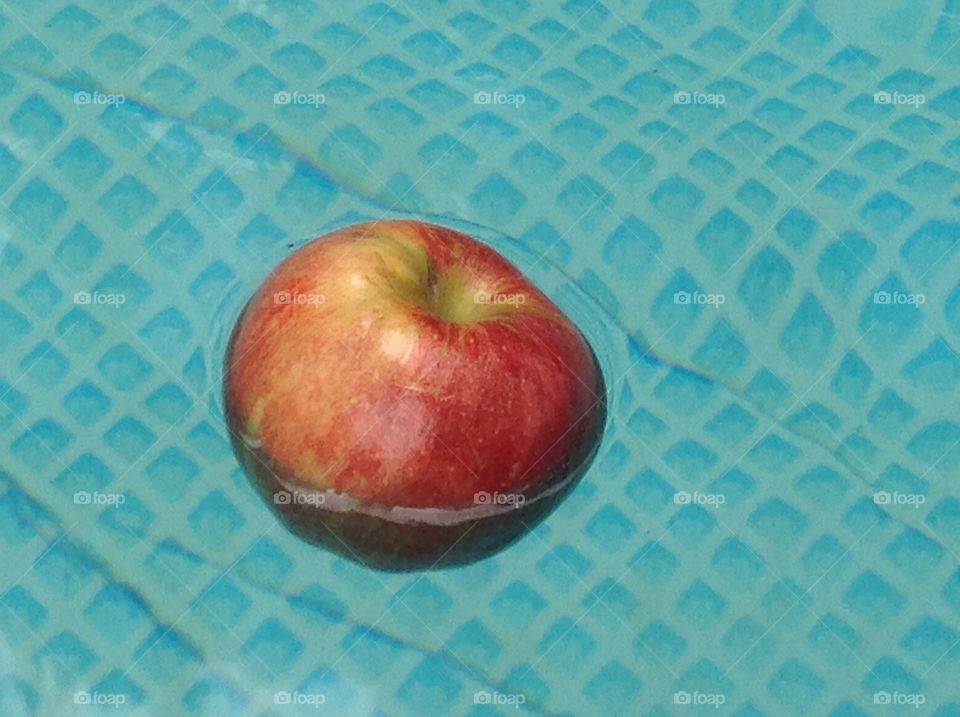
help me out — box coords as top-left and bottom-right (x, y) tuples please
(1, 1), (960, 714)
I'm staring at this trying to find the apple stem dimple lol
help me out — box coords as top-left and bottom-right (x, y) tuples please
(421, 265), (523, 325)
(425, 257), (440, 301)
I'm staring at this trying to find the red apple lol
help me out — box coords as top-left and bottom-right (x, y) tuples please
(224, 220), (606, 570)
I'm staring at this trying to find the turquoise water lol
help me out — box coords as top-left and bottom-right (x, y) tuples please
(2, 1), (960, 715)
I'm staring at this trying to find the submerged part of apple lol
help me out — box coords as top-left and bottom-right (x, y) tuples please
(224, 220), (606, 570)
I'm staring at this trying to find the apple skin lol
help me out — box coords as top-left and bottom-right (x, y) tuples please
(224, 220), (606, 570)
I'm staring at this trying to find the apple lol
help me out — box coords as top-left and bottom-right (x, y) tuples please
(224, 220), (606, 570)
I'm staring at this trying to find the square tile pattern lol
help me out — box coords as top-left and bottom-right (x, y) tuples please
(1, 0), (960, 714)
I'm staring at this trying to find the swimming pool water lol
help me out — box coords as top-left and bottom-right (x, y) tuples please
(1, 0), (960, 714)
